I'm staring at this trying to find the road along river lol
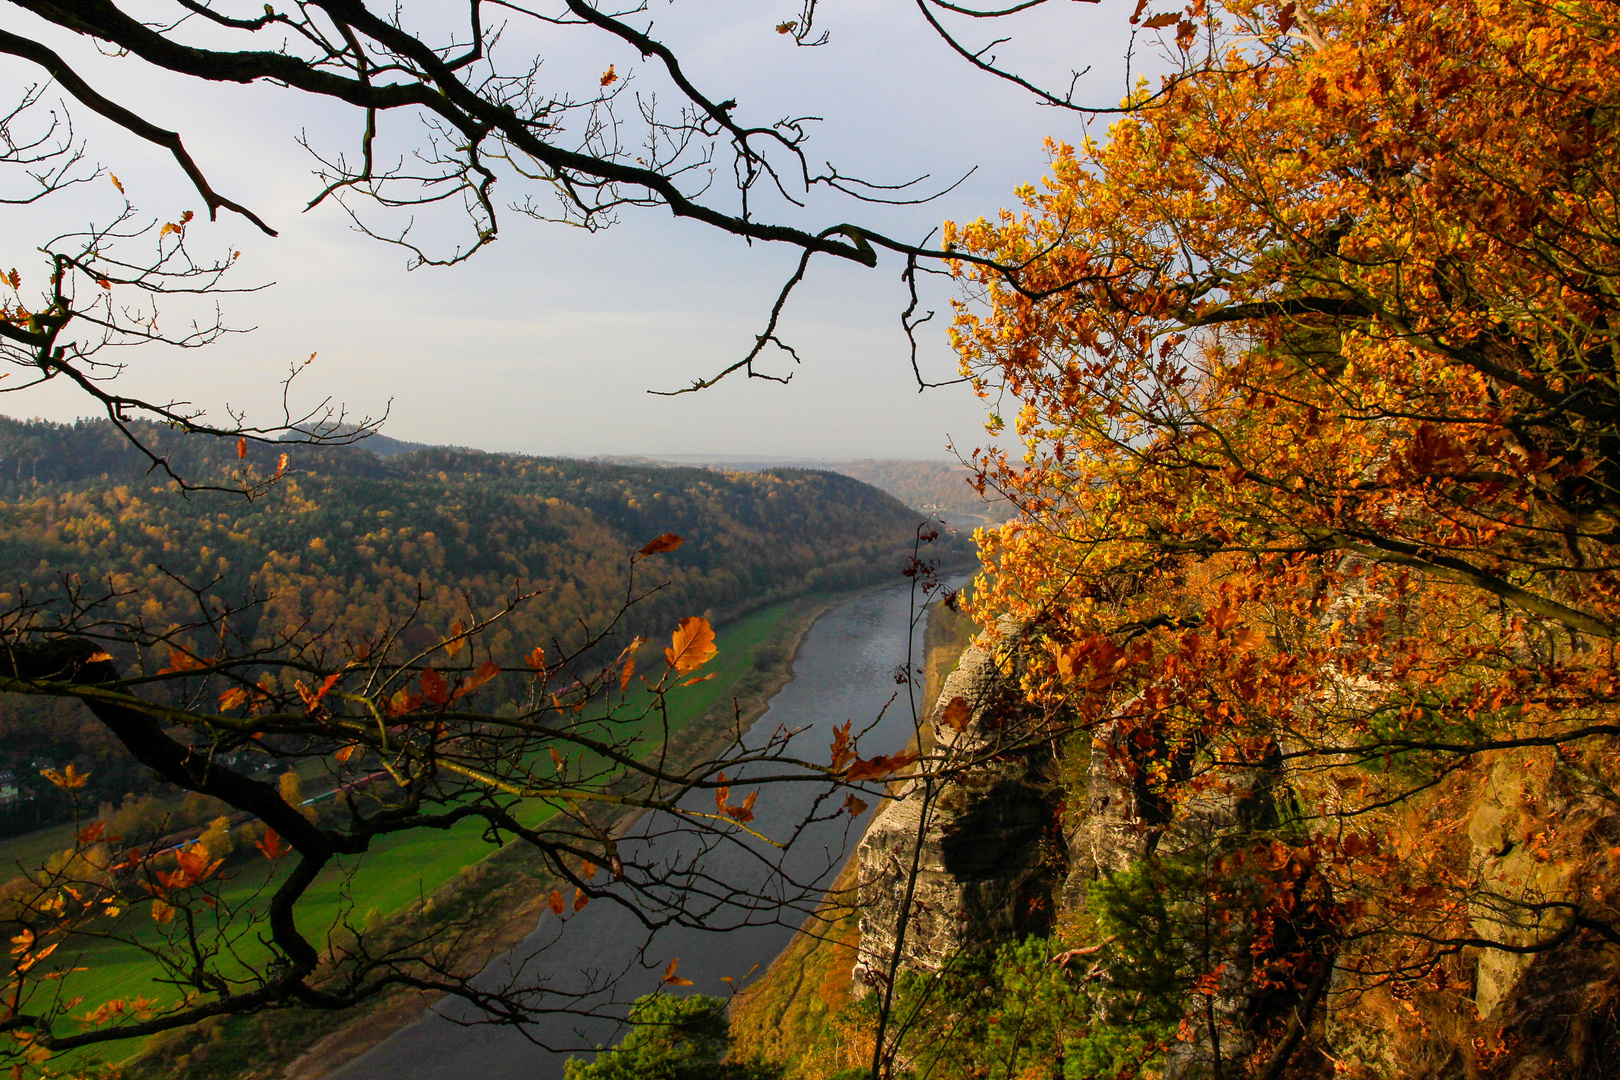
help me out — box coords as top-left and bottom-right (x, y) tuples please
(330, 581), (940, 1080)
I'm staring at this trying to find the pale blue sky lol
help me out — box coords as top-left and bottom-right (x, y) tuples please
(1, 0), (1142, 460)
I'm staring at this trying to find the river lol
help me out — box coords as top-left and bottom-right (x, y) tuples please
(330, 581), (936, 1080)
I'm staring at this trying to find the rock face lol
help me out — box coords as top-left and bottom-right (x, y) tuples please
(852, 620), (1062, 989)
(849, 622), (1620, 1078)
(1464, 750), (1620, 1075)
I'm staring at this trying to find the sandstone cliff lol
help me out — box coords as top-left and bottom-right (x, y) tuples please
(846, 628), (1620, 1078)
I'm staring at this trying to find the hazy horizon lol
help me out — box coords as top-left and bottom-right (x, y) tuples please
(1, 0), (1139, 461)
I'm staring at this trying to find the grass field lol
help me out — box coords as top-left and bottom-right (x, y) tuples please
(7, 596), (820, 1072)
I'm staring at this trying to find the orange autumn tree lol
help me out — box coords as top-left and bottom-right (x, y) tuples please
(946, 0), (1620, 1069)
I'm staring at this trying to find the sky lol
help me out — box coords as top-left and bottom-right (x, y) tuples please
(1, 0), (1143, 461)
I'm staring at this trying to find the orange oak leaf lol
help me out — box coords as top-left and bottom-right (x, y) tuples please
(453, 660), (501, 701)
(445, 620), (468, 658)
(159, 647), (207, 675)
(829, 721), (856, 772)
(638, 532), (683, 556)
(42, 763), (89, 790)
(665, 616), (717, 675)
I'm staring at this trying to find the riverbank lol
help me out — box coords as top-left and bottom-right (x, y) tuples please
(119, 586), (868, 1080)
(726, 596), (978, 1076)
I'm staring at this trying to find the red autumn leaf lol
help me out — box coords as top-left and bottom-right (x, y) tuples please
(548, 890), (565, 916)
(620, 656), (636, 690)
(420, 668), (451, 706)
(312, 672), (342, 707)
(237, 437), (247, 459)
(843, 794), (868, 817)
(941, 696), (971, 732)
(573, 889), (589, 912)
(600, 64), (618, 87)
(665, 616), (717, 675)
(256, 828), (290, 860)
(728, 791), (757, 823)
(660, 957), (693, 986)
(1142, 11), (1180, 27)
(776, 20), (797, 33)
(845, 750), (919, 783)
(524, 646), (547, 672)
(174, 845), (224, 886)
(77, 822), (110, 846)
(335, 744), (359, 764)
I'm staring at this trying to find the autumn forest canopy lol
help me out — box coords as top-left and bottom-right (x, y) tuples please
(5, 0), (1620, 1075)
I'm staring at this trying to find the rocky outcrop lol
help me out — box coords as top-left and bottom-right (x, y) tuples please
(847, 617), (1620, 1079)
(1464, 750), (1620, 1074)
(851, 620), (1062, 990)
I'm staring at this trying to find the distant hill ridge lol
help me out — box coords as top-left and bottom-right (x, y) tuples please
(0, 417), (966, 642)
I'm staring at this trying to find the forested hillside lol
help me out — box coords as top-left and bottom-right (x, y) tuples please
(655, 456), (1012, 522)
(0, 417), (957, 828)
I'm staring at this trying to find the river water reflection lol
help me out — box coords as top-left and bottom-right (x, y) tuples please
(331, 582), (935, 1080)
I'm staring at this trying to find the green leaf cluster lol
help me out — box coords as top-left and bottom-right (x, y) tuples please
(564, 993), (783, 1080)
